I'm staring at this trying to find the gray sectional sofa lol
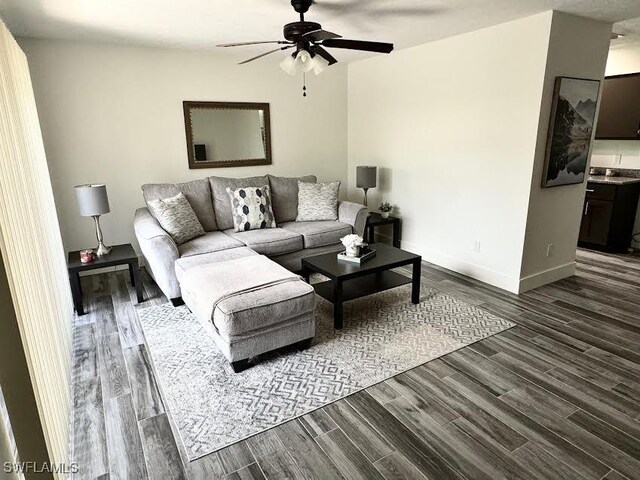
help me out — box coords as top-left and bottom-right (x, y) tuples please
(133, 174), (369, 302)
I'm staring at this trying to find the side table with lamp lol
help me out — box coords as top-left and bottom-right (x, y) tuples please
(355, 166), (402, 247)
(69, 184), (143, 315)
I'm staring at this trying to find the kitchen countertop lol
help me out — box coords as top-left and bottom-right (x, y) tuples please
(587, 175), (640, 185)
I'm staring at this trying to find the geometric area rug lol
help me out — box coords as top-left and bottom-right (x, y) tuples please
(137, 283), (514, 460)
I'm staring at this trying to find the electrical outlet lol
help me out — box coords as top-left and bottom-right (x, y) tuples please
(546, 244), (554, 257)
(473, 241), (481, 254)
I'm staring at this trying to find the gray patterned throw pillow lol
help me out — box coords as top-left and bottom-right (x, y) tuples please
(296, 181), (340, 222)
(226, 185), (277, 232)
(147, 192), (205, 245)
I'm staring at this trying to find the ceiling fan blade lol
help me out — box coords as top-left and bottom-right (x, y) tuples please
(218, 40), (292, 47)
(312, 45), (338, 66)
(302, 29), (342, 42)
(322, 39), (393, 54)
(239, 45), (295, 65)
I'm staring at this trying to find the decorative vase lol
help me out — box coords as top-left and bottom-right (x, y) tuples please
(345, 245), (360, 257)
(381, 211), (390, 219)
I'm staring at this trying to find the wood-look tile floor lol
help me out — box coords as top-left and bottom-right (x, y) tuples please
(71, 248), (640, 479)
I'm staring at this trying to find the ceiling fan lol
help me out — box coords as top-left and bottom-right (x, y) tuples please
(217, 0), (394, 77)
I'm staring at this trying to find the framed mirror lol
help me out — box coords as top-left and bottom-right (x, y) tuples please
(183, 101), (272, 169)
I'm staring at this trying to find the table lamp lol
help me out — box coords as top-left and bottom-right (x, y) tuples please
(74, 184), (112, 257)
(356, 166), (377, 207)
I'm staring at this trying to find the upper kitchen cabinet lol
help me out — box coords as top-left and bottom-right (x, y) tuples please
(595, 72), (640, 140)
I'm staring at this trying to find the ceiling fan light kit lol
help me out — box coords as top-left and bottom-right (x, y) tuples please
(218, 0), (394, 95)
(280, 49), (329, 76)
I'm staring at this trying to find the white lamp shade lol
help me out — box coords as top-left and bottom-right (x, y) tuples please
(356, 166), (377, 189)
(280, 54), (297, 76)
(75, 184), (110, 216)
(296, 50), (314, 73)
(281, 50), (330, 76)
(311, 55), (329, 75)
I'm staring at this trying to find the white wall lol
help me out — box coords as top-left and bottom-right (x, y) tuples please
(605, 42), (640, 76)
(348, 12), (554, 292)
(519, 13), (611, 290)
(19, 40), (348, 253)
(590, 42), (640, 248)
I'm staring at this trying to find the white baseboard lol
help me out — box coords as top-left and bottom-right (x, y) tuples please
(381, 235), (521, 294)
(518, 262), (576, 293)
(375, 233), (577, 294)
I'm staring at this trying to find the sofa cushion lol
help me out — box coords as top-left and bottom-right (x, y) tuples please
(271, 243), (344, 272)
(208, 175), (269, 231)
(279, 221), (352, 249)
(267, 174), (317, 224)
(147, 193), (205, 245)
(224, 228), (303, 256)
(213, 281), (315, 339)
(142, 178), (217, 231)
(175, 247), (258, 283)
(177, 231), (244, 257)
(227, 185), (276, 232)
(296, 181), (340, 221)
(179, 255), (315, 339)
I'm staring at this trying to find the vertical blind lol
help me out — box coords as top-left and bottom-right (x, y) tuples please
(0, 19), (73, 476)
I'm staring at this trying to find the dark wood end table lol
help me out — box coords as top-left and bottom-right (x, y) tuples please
(67, 243), (143, 315)
(365, 213), (401, 248)
(301, 243), (421, 329)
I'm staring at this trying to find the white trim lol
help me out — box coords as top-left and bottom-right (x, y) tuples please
(518, 261), (576, 293)
(375, 233), (521, 294)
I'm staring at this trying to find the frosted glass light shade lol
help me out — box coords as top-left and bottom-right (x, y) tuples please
(311, 55), (330, 75)
(280, 55), (297, 76)
(281, 50), (329, 76)
(356, 166), (377, 189)
(296, 50), (313, 73)
(75, 184), (110, 216)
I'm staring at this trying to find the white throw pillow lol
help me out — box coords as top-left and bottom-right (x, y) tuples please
(147, 192), (205, 244)
(296, 181), (340, 222)
(226, 185), (277, 232)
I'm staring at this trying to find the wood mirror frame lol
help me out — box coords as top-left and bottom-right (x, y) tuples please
(183, 101), (272, 169)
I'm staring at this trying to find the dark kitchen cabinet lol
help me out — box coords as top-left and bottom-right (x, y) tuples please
(578, 181), (640, 252)
(595, 72), (640, 140)
(579, 199), (613, 245)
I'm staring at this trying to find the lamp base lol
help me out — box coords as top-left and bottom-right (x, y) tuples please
(96, 242), (111, 257)
(92, 215), (111, 257)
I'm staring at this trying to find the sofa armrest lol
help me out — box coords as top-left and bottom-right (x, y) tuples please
(134, 207), (181, 299)
(338, 201), (369, 237)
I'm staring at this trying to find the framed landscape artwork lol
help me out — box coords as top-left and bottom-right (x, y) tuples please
(541, 76), (601, 188)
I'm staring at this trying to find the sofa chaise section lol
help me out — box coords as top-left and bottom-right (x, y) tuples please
(180, 255), (316, 372)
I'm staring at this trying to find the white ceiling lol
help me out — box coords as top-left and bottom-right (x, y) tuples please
(1, 0), (640, 63)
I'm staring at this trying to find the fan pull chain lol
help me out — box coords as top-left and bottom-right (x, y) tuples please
(303, 73), (307, 97)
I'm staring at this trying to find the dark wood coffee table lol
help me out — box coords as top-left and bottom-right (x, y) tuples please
(301, 243), (421, 329)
